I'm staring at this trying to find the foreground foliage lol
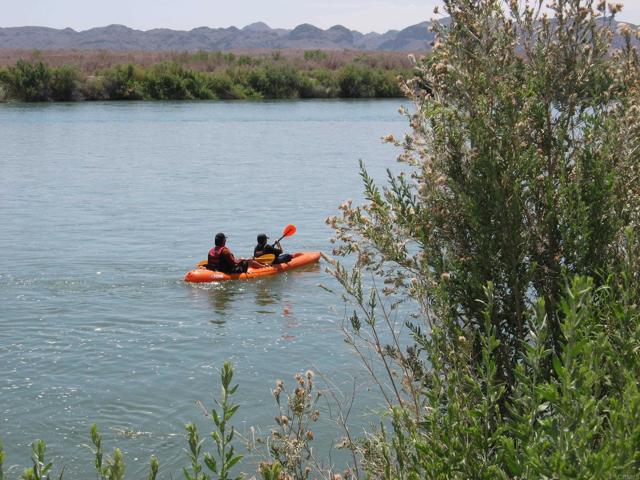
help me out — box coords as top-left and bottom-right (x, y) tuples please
(327, 0), (640, 477)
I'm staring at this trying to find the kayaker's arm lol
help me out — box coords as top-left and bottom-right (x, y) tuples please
(266, 242), (283, 255)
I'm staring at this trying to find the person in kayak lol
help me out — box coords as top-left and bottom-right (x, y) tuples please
(208, 233), (265, 273)
(254, 233), (293, 264)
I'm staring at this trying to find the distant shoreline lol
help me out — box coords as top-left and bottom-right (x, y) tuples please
(0, 50), (413, 102)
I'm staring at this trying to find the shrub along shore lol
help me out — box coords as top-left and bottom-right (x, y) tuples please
(0, 49), (413, 101)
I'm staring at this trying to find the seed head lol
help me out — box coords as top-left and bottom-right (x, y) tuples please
(275, 415), (289, 426)
(609, 3), (623, 15)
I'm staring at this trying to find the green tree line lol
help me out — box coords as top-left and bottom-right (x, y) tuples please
(0, 59), (407, 101)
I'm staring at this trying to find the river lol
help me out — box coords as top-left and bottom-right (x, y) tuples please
(0, 99), (410, 478)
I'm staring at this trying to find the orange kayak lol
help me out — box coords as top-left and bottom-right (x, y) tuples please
(184, 251), (321, 283)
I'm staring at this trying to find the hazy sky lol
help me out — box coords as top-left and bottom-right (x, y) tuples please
(2, 0), (640, 32)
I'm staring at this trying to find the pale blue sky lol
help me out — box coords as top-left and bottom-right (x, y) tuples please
(2, 0), (639, 32)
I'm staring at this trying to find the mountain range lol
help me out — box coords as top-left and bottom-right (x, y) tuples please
(0, 19), (635, 52)
(0, 21), (437, 52)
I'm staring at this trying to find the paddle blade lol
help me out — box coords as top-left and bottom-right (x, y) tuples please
(282, 224), (297, 238)
(254, 253), (276, 264)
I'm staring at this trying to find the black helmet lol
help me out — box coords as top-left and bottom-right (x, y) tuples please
(215, 232), (226, 246)
(257, 233), (268, 244)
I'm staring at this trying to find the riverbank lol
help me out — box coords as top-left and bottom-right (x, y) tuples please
(0, 49), (414, 101)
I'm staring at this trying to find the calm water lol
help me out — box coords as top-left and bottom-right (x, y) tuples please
(0, 100), (409, 477)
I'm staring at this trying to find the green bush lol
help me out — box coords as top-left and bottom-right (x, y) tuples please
(143, 63), (215, 100)
(328, 0), (640, 477)
(224, 67), (263, 99)
(81, 75), (109, 101)
(0, 76), (7, 102)
(247, 64), (303, 99)
(337, 64), (376, 97)
(1, 60), (51, 101)
(337, 64), (401, 98)
(49, 66), (80, 101)
(373, 70), (402, 97)
(144, 63), (190, 100)
(304, 50), (328, 62)
(102, 64), (145, 100)
(297, 75), (328, 99)
(206, 73), (246, 99)
(307, 69), (340, 97)
(236, 55), (256, 67)
(181, 71), (215, 100)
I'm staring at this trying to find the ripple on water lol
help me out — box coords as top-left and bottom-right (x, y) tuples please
(0, 99), (411, 476)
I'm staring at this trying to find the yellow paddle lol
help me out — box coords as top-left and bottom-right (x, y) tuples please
(195, 225), (297, 268)
(253, 225), (297, 264)
(254, 253), (276, 264)
(197, 254), (275, 268)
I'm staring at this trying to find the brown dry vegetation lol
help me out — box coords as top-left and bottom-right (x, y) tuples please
(0, 48), (415, 74)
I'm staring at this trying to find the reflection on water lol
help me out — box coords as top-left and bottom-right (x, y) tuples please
(280, 301), (299, 341)
(199, 264), (325, 336)
(183, 260), (322, 316)
(190, 272), (314, 341)
(254, 277), (283, 307)
(207, 283), (241, 314)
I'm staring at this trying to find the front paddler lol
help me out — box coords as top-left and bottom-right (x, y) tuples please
(207, 232), (265, 273)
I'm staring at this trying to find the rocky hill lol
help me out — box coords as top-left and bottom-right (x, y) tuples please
(0, 21), (434, 51)
(0, 19), (634, 52)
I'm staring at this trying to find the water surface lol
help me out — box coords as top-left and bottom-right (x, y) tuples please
(0, 100), (409, 477)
